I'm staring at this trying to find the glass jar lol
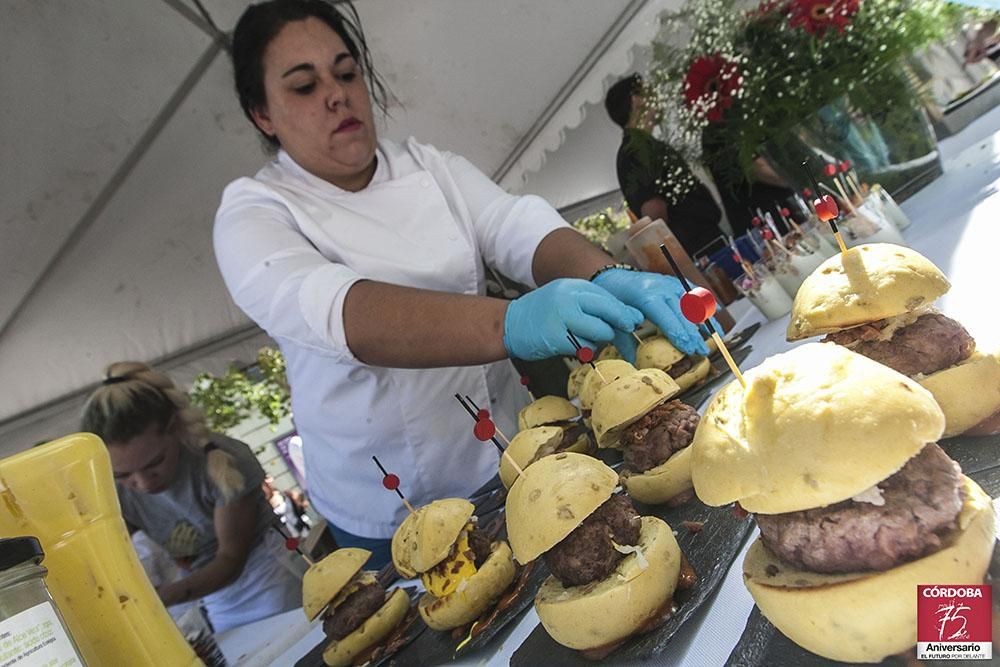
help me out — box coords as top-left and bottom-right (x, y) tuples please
(0, 536), (86, 666)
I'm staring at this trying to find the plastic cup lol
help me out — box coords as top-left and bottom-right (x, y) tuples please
(868, 184), (911, 231)
(734, 263), (793, 320)
(769, 244), (826, 298)
(841, 204), (905, 246)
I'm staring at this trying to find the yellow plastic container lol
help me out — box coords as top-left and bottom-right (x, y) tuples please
(0, 433), (200, 666)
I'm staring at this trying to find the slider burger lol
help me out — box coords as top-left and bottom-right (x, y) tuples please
(635, 335), (712, 393)
(578, 359), (637, 428)
(390, 498), (516, 631)
(591, 369), (700, 505)
(505, 452), (681, 651)
(500, 425), (592, 489)
(302, 548), (410, 667)
(691, 343), (996, 663)
(516, 395), (593, 458)
(788, 243), (1000, 436)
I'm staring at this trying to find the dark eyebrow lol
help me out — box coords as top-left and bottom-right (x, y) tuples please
(281, 52), (355, 78)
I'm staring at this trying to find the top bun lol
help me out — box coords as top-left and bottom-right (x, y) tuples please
(303, 547), (371, 621)
(597, 345), (621, 361)
(691, 343), (944, 514)
(591, 369), (680, 448)
(505, 452), (618, 564)
(579, 360), (638, 411)
(636, 336), (685, 371)
(500, 425), (564, 489)
(518, 396), (579, 431)
(787, 244), (949, 341)
(391, 498), (474, 578)
(566, 364), (591, 400)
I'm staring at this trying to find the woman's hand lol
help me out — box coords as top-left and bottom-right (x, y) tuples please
(503, 279), (643, 360)
(155, 494), (259, 607)
(592, 268), (708, 361)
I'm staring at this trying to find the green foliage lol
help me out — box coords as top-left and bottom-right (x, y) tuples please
(188, 347), (292, 431)
(645, 0), (955, 195)
(571, 205), (632, 248)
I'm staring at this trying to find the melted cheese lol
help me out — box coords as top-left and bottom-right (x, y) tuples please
(421, 523), (479, 598)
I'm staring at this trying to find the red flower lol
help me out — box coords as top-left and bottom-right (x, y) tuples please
(683, 55), (741, 123)
(788, 0), (860, 35)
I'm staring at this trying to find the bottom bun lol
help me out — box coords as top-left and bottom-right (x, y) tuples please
(744, 476), (996, 663)
(918, 351), (1000, 437)
(621, 446), (693, 505)
(673, 356), (712, 393)
(966, 407), (1000, 436)
(535, 515), (681, 650)
(418, 540), (517, 631)
(322, 587), (410, 667)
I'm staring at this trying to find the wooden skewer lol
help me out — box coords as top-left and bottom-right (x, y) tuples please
(632, 331), (643, 345)
(501, 449), (526, 479)
(711, 332), (746, 388)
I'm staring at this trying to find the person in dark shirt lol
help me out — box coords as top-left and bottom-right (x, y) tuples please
(606, 75), (724, 256)
(606, 75), (795, 249)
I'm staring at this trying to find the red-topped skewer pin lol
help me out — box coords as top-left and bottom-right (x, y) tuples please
(372, 455), (416, 514)
(803, 159), (848, 254)
(454, 394), (526, 479)
(659, 244), (746, 388)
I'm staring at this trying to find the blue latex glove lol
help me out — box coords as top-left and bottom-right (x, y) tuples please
(504, 279), (644, 361)
(592, 268), (709, 359)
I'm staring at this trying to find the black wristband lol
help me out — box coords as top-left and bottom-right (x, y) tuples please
(589, 263), (636, 282)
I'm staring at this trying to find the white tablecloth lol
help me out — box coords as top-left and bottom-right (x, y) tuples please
(218, 104), (1000, 667)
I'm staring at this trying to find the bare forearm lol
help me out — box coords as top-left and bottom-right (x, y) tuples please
(158, 554), (244, 606)
(344, 282), (510, 367)
(531, 227), (615, 285)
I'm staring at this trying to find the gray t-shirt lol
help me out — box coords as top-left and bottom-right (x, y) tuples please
(118, 433), (274, 570)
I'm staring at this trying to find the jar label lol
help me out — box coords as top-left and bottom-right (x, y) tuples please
(0, 601), (82, 666)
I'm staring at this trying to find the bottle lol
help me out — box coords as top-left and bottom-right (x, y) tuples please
(0, 536), (87, 666)
(625, 217), (736, 331)
(0, 434), (201, 666)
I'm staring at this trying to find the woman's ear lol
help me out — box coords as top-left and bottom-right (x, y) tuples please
(250, 105), (276, 138)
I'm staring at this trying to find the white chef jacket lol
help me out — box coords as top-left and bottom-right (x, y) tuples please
(214, 137), (569, 538)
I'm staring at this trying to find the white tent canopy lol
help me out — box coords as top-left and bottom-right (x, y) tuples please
(1, 0), (680, 452)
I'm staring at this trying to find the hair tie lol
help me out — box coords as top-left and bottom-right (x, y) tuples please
(102, 376), (128, 386)
(204, 442), (219, 453)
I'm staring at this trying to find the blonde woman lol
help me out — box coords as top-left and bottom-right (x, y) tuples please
(81, 362), (302, 633)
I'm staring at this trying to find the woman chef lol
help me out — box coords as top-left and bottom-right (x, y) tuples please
(215, 0), (706, 567)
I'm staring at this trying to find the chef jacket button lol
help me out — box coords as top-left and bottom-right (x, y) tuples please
(420, 179), (430, 188)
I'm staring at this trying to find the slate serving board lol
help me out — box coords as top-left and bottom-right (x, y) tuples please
(725, 437), (1000, 667)
(510, 498), (755, 666)
(940, 432), (1000, 476)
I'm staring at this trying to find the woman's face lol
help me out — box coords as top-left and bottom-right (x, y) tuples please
(251, 17), (377, 191)
(109, 423), (183, 494)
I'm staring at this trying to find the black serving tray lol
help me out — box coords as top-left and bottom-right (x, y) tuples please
(940, 432), (1000, 476)
(510, 497), (755, 666)
(294, 586), (426, 667)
